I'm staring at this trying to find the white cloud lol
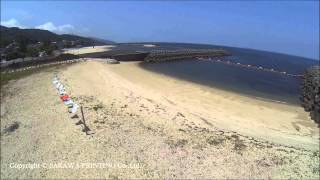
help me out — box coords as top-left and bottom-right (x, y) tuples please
(0, 18), (27, 28)
(35, 22), (74, 34)
(1, 18), (84, 35)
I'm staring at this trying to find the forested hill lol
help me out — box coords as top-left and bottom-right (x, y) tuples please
(0, 25), (113, 48)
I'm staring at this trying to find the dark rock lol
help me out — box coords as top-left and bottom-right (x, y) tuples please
(300, 66), (320, 124)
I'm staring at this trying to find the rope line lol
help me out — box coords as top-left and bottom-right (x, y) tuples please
(196, 57), (303, 78)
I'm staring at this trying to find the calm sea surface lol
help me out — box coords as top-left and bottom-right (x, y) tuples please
(138, 45), (318, 105)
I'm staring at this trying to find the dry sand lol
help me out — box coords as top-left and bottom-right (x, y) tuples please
(63, 45), (115, 55)
(143, 44), (156, 47)
(1, 60), (319, 179)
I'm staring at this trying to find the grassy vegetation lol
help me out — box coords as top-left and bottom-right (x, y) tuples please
(0, 64), (65, 86)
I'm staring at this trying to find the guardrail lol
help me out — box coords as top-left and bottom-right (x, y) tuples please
(1, 59), (86, 74)
(1, 54), (80, 71)
(1, 56), (57, 68)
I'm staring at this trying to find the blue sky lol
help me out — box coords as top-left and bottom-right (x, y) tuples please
(1, 0), (319, 59)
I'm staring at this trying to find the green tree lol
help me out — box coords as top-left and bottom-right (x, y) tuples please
(26, 46), (39, 57)
(39, 41), (57, 55)
(18, 40), (28, 53)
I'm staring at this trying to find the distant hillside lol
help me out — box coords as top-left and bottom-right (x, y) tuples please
(0, 25), (110, 48)
(89, 37), (115, 44)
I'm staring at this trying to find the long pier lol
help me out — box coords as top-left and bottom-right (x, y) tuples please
(144, 49), (231, 62)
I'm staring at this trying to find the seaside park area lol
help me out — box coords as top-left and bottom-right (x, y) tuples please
(1, 45), (319, 179)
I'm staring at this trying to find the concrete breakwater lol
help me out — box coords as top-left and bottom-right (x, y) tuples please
(79, 51), (150, 61)
(144, 49), (230, 62)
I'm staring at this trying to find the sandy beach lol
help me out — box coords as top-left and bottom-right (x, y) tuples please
(143, 44), (157, 47)
(1, 60), (319, 179)
(63, 45), (116, 55)
(107, 61), (319, 150)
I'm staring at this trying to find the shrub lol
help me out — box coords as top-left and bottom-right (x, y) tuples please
(300, 66), (320, 124)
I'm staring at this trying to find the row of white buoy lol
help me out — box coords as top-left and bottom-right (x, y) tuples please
(53, 75), (79, 114)
(53, 75), (93, 135)
(196, 57), (303, 77)
(1, 58), (87, 74)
